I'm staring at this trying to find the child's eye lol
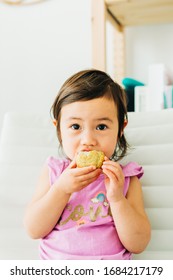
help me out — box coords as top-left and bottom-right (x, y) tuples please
(71, 124), (80, 130)
(96, 124), (108, 130)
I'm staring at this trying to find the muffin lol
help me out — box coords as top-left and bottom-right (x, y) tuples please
(76, 150), (105, 168)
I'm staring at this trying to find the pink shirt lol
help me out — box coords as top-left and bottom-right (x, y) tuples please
(39, 157), (143, 260)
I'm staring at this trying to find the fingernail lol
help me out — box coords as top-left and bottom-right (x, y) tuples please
(92, 166), (96, 170)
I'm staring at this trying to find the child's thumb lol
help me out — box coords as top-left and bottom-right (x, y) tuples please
(68, 157), (77, 169)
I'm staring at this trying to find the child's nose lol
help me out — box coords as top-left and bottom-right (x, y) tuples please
(80, 130), (97, 146)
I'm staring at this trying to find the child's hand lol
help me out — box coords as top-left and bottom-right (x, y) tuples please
(102, 157), (124, 203)
(55, 158), (102, 194)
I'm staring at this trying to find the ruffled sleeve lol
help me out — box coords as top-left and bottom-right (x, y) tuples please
(121, 162), (144, 196)
(46, 156), (70, 186)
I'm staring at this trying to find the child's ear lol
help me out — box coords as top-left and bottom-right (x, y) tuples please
(123, 119), (128, 129)
(53, 119), (57, 126)
(52, 119), (62, 144)
(120, 119), (128, 136)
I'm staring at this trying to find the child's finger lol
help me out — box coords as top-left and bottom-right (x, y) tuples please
(76, 166), (97, 176)
(102, 163), (120, 174)
(68, 158), (77, 169)
(102, 166), (119, 182)
(104, 156), (109, 161)
(78, 168), (101, 181)
(78, 169), (102, 187)
(102, 161), (122, 173)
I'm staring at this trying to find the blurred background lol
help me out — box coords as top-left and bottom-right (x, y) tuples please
(0, 0), (173, 135)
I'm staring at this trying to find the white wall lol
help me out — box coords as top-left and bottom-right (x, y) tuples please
(0, 0), (92, 134)
(125, 23), (173, 84)
(1, 1), (173, 134)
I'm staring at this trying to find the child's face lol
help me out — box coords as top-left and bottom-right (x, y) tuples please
(59, 97), (119, 160)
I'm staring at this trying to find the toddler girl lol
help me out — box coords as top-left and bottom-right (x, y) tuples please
(24, 69), (151, 259)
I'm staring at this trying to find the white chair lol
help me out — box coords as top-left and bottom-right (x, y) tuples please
(0, 112), (59, 259)
(0, 109), (173, 259)
(123, 109), (173, 260)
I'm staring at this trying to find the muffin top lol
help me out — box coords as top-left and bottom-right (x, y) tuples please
(76, 150), (105, 168)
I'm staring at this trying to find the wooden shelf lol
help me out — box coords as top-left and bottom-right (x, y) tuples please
(92, 0), (173, 82)
(106, 0), (173, 26)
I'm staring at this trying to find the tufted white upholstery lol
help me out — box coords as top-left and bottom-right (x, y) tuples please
(0, 109), (173, 259)
(123, 109), (173, 260)
(0, 112), (60, 259)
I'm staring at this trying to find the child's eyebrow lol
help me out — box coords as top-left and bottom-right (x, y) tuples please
(95, 117), (113, 123)
(66, 117), (113, 123)
(66, 117), (82, 121)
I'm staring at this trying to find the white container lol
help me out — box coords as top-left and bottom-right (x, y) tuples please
(147, 64), (171, 111)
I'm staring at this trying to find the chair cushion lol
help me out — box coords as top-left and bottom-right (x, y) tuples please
(0, 110), (173, 260)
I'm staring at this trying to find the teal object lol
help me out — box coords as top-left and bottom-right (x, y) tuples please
(163, 92), (167, 109)
(122, 77), (145, 112)
(122, 77), (145, 89)
(163, 87), (173, 109)
(96, 193), (105, 202)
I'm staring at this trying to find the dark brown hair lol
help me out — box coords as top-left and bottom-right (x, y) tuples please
(51, 69), (128, 161)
